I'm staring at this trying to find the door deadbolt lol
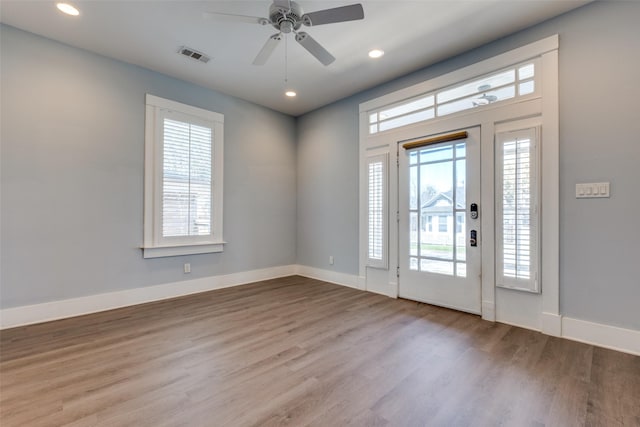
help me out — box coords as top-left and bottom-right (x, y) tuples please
(470, 203), (478, 220)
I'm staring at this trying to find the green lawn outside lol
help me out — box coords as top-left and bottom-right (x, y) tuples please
(410, 243), (466, 258)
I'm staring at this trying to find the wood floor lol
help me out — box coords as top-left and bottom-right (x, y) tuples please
(1, 276), (639, 427)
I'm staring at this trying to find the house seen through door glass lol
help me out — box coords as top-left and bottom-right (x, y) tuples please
(408, 142), (467, 277)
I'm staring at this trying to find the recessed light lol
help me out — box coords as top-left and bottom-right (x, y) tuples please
(285, 91), (297, 97)
(368, 49), (385, 59)
(56, 3), (80, 16)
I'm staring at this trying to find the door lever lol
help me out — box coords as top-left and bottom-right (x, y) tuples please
(470, 230), (477, 247)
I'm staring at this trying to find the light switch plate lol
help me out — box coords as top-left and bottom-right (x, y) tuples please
(576, 182), (610, 198)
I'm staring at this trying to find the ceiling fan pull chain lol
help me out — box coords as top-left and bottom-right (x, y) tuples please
(284, 35), (288, 84)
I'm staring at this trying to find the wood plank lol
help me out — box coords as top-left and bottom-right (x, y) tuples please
(1, 276), (638, 426)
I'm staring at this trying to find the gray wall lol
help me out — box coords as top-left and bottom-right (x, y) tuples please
(296, 1), (640, 330)
(1, 25), (297, 308)
(296, 98), (359, 273)
(2, 2), (639, 331)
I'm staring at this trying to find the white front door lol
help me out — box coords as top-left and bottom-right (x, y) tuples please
(398, 127), (481, 314)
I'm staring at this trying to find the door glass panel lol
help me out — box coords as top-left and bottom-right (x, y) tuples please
(408, 140), (468, 277)
(409, 167), (418, 209)
(422, 161), (452, 194)
(410, 212), (418, 256)
(409, 150), (418, 165)
(456, 213), (466, 262)
(455, 159), (466, 205)
(420, 145), (453, 163)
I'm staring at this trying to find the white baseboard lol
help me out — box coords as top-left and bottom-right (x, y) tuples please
(387, 281), (398, 298)
(367, 283), (397, 298)
(0, 265), (296, 329)
(562, 317), (640, 356)
(294, 265), (364, 290)
(482, 300), (496, 322)
(3, 265), (638, 356)
(541, 311), (562, 336)
(494, 314), (637, 356)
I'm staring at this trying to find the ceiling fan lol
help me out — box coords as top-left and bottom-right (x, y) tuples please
(472, 84), (498, 106)
(204, 1), (365, 66)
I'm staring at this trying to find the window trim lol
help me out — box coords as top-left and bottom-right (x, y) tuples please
(438, 215), (448, 233)
(143, 94), (225, 259)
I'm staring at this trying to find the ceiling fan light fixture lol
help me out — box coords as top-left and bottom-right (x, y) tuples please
(56, 2), (79, 16)
(368, 49), (384, 59)
(205, 1), (364, 67)
(285, 91), (297, 97)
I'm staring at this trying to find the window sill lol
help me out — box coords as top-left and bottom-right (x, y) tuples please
(142, 242), (226, 259)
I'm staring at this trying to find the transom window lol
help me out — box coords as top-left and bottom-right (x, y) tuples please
(369, 61), (537, 134)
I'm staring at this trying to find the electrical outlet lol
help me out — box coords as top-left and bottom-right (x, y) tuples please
(184, 263), (191, 274)
(329, 256), (334, 265)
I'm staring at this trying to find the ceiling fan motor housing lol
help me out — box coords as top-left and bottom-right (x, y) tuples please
(270, 1), (303, 33)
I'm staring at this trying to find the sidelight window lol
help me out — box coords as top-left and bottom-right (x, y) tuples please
(496, 127), (539, 292)
(367, 153), (388, 268)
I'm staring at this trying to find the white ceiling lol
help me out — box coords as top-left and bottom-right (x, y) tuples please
(0, 0), (590, 116)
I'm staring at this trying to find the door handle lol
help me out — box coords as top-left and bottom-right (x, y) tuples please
(470, 230), (477, 247)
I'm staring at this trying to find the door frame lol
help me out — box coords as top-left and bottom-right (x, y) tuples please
(358, 35), (559, 334)
(397, 125), (482, 314)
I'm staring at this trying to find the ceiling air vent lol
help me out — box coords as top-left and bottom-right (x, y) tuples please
(178, 46), (211, 64)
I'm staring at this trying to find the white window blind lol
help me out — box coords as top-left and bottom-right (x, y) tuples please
(162, 118), (212, 238)
(367, 153), (388, 268)
(496, 128), (539, 292)
(143, 94), (224, 258)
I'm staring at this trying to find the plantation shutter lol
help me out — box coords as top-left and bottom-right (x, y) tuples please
(162, 115), (212, 238)
(496, 128), (539, 292)
(367, 153), (388, 268)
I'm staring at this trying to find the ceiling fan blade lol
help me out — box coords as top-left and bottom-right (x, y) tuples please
(203, 11), (268, 25)
(253, 34), (282, 66)
(302, 4), (364, 26)
(295, 32), (335, 66)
